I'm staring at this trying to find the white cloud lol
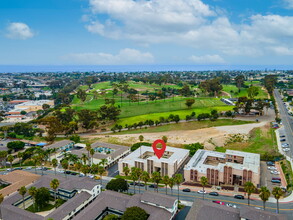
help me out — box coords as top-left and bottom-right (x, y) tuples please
(84, 0), (293, 58)
(6, 22), (34, 40)
(284, 0), (293, 9)
(63, 48), (154, 65)
(189, 54), (225, 64)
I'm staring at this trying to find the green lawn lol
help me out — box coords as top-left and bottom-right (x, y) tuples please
(222, 84), (268, 99)
(113, 119), (254, 134)
(26, 203), (55, 213)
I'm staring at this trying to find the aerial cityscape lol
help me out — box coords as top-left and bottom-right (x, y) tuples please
(1, 0), (293, 220)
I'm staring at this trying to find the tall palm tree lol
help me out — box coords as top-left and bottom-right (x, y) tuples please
(0, 151), (8, 168)
(141, 171), (150, 191)
(123, 166), (130, 177)
(152, 171), (161, 193)
(136, 168), (142, 194)
(272, 187), (284, 214)
(52, 158), (58, 176)
(99, 158), (108, 168)
(85, 143), (91, 165)
(61, 159), (69, 178)
(130, 167), (138, 194)
(81, 153), (88, 165)
(244, 181), (256, 206)
(74, 161), (82, 175)
(90, 148), (95, 166)
(168, 177), (175, 195)
(18, 186), (27, 209)
(200, 176), (208, 200)
(50, 179), (60, 202)
(32, 155), (39, 174)
(162, 176), (170, 195)
(17, 152), (23, 168)
(259, 186), (271, 210)
(28, 186), (37, 210)
(98, 165), (105, 185)
(175, 174), (183, 202)
(7, 155), (14, 170)
(38, 153), (45, 176)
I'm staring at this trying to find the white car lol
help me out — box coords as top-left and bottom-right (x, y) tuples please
(268, 166), (277, 170)
(226, 203), (237, 209)
(271, 171), (280, 175)
(197, 190), (206, 194)
(283, 148), (290, 152)
(25, 167), (32, 170)
(88, 174), (94, 179)
(282, 143), (289, 147)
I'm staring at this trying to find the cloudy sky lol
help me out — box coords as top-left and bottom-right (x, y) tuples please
(0, 0), (293, 65)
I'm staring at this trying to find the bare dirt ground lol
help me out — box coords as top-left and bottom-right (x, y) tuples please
(86, 109), (275, 150)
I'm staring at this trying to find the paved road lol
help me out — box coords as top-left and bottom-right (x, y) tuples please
(3, 169), (292, 218)
(274, 89), (293, 157)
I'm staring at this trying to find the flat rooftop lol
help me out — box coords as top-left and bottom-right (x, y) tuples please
(184, 149), (260, 174)
(120, 145), (189, 165)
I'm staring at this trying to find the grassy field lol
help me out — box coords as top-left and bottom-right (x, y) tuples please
(113, 119), (254, 134)
(215, 124), (278, 156)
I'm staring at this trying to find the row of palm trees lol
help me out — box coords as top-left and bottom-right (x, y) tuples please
(123, 166), (183, 201)
(198, 176), (285, 214)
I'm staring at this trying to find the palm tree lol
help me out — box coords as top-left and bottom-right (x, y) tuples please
(130, 167), (138, 194)
(50, 179), (60, 202)
(152, 171), (161, 193)
(162, 176), (170, 194)
(0, 151), (8, 168)
(18, 186), (27, 209)
(74, 161), (82, 175)
(61, 159), (69, 178)
(17, 152), (23, 168)
(99, 158), (108, 168)
(136, 168), (142, 194)
(38, 153), (45, 176)
(141, 171), (150, 191)
(98, 165), (105, 185)
(81, 164), (90, 177)
(168, 177), (175, 195)
(7, 155), (14, 170)
(81, 153), (88, 165)
(32, 155), (39, 174)
(28, 186), (37, 210)
(175, 174), (183, 202)
(90, 148), (95, 166)
(244, 181), (256, 206)
(272, 187), (284, 214)
(200, 176), (208, 200)
(259, 186), (271, 210)
(85, 143), (91, 165)
(123, 166), (130, 177)
(52, 158), (58, 176)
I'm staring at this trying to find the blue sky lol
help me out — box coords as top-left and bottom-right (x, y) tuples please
(0, 0), (293, 65)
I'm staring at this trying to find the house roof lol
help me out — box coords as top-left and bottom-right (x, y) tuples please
(240, 206), (287, 220)
(44, 140), (74, 150)
(91, 142), (129, 160)
(140, 191), (176, 209)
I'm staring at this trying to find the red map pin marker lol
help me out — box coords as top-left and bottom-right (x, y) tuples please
(152, 139), (167, 159)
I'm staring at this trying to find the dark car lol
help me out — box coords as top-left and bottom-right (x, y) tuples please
(138, 183), (145, 187)
(209, 192), (219, 196)
(12, 167), (23, 171)
(130, 182), (136, 185)
(280, 135), (286, 138)
(271, 179), (281, 184)
(182, 188), (191, 192)
(266, 161), (275, 166)
(280, 139), (286, 142)
(149, 184), (158, 188)
(234, 195), (244, 199)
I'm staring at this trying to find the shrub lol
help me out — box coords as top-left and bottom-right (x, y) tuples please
(131, 142), (151, 151)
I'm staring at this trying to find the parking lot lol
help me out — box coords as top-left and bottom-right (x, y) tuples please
(260, 161), (285, 191)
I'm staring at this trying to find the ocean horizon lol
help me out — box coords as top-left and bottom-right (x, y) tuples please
(0, 64), (292, 73)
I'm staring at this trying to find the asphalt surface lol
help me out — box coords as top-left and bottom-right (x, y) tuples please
(2, 169), (292, 218)
(274, 89), (293, 157)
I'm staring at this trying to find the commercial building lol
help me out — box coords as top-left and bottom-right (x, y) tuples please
(118, 145), (189, 177)
(184, 149), (260, 186)
(0, 172), (101, 220)
(9, 100), (54, 113)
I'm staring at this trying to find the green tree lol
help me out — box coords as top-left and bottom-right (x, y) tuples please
(184, 143), (204, 156)
(77, 109), (98, 131)
(123, 166), (130, 177)
(98, 165), (105, 185)
(244, 181), (256, 206)
(7, 141), (25, 151)
(77, 88), (87, 102)
(259, 186), (270, 210)
(90, 148), (95, 165)
(7, 155), (14, 169)
(85, 143), (91, 165)
(247, 86), (259, 99)
(185, 98), (195, 108)
(121, 206), (148, 220)
(81, 153), (88, 165)
(130, 167), (139, 194)
(35, 187), (50, 210)
(18, 186), (27, 209)
(162, 175), (170, 195)
(175, 174), (183, 202)
(168, 177), (175, 195)
(200, 176), (208, 200)
(50, 179), (60, 202)
(272, 187), (284, 214)
(235, 75), (245, 90)
(74, 161), (82, 174)
(98, 104), (121, 121)
(52, 158), (58, 176)
(17, 152), (23, 168)
(61, 159), (69, 178)
(28, 187), (37, 210)
(106, 178), (129, 192)
(141, 171), (150, 191)
(152, 171), (161, 193)
(139, 135), (144, 142)
(136, 168), (142, 194)
(162, 136), (168, 143)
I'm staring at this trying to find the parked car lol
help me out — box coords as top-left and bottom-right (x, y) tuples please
(234, 195), (244, 199)
(213, 201), (225, 205)
(149, 184), (158, 188)
(272, 177), (281, 181)
(138, 183), (145, 187)
(280, 135), (286, 138)
(271, 179), (281, 184)
(182, 188), (191, 192)
(197, 190), (206, 194)
(283, 148), (290, 152)
(271, 171), (280, 175)
(226, 203), (237, 208)
(6, 168), (12, 172)
(25, 167), (32, 170)
(268, 166), (277, 170)
(266, 161), (275, 166)
(282, 143), (289, 148)
(280, 139), (286, 142)
(209, 192), (219, 196)
(13, 167), (23, 171)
